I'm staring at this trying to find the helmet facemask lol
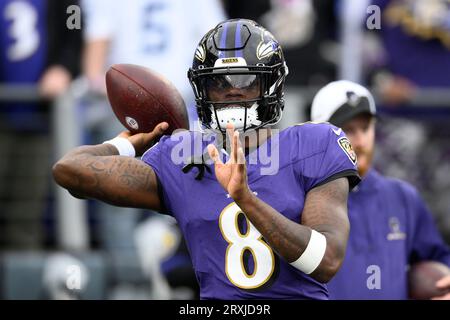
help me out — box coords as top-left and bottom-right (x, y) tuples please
(189, 64), (286, 133)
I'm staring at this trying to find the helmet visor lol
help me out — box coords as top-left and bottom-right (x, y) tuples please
(202, 74), (262, 102)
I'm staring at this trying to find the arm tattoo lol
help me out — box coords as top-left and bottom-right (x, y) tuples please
(302, 178), (349, 232)
(235, 177), (350, 282)
(53, 144), (161, 210)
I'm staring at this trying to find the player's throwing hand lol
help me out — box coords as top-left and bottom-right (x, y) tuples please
(117, 122), (169, 156)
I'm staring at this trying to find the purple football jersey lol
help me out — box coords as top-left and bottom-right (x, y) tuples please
(142, 123), (359, 299)
(0, 0), (48, 130)
(371, 0), (450, 87)
(0, 0), (47, 83)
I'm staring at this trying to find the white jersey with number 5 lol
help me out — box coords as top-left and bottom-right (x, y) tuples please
(83, 0), (226, 105)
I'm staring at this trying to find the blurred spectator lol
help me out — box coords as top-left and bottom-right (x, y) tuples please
(336, 0), (450, 243)
(81, 0), (225, 298)
(224, 0), (338, 125)
(0, 0), (82, 249)
(311, 80), (450, 300)
(366, 0), (450, 106)
(337, 0), (371, 83)
(82, 0), (226, 128)
(374, 115), (450, 244)
(356, 0), (450, 241)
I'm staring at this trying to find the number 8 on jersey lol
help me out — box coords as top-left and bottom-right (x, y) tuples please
(219, 202), (275, 289)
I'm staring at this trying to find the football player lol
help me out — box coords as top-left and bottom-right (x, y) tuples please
(53, 19), (360, 299)
(311, 80), (450, 299)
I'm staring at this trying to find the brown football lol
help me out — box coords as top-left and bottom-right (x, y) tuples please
(105, 64), (189, 135)
(408, 261), (450, 300)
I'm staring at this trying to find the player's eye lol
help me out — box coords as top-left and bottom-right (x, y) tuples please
(224, 74), (259, 89)
(205, 75), (260, 91)
(205, 76), (231, 91)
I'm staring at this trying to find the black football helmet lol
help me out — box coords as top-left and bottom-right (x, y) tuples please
(188, 19), (288, 133)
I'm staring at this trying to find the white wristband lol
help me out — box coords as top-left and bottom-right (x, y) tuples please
(103, 137), (136, 157)
(290, 230), (327, 274)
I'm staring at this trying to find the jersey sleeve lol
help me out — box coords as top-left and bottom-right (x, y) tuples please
(405, 185), (450, 266)
(300, 124), (361, 192)
(140, 136), (173, 215)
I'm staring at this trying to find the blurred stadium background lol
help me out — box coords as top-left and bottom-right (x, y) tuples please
(1, 0), (449, 299)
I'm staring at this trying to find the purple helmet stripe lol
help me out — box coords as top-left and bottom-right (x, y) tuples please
(235, 21), (243, 57)
(219, 22), (228, 58)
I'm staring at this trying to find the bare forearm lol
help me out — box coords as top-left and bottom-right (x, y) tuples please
(54, 146), (125, 199)
(234, 192), (311, 263)
(53, 144), (117, 192)
(53, 144), (161, 210)
(234, 178), (350, 283)
(300, 178), (350, 281)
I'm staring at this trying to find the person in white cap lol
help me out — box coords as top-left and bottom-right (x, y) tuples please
(311, 80), (450, 299)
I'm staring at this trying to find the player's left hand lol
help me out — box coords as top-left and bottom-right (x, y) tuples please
(207, 124), (252, 202)
(431, 275), (450, 300)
